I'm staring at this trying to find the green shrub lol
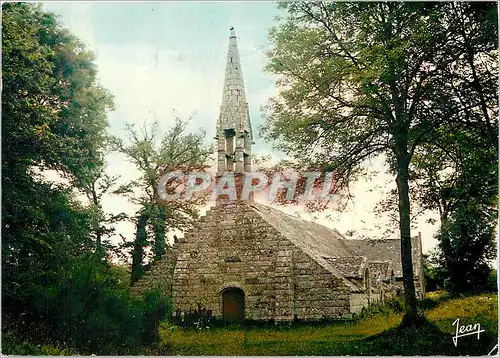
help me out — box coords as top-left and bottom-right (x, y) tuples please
(418, 297), (438, 311)
(355, 297), (405, 320)
(1, 332), (77, 356)
(386, 297), (405, 313)
(158, 321), (181, 349)
(486, 269), (497, 292)
(3, 251), (173, 355)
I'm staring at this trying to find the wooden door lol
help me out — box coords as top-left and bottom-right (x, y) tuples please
(222, 288), (245, 324)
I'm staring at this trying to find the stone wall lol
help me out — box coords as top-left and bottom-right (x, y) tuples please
(172, 204), (281, 320)
(132, 245), (178, 296)
(350, 293), (369, 314)
(171, 203), (355, 322)
(292, 247), (351, 320)
(415, 235), (426, 299)
(394, 278), (423, 299)
(369, 282), (396, 306)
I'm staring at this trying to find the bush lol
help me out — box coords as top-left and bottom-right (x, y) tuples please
(158, 321), (180, 349)
(1, 332), (77, 356)
(386, 297), (405, 313)
(418, 298), (438, 311)
(172, 304), (214, 328)
(486, 269), (497, 292)
(355, 297), (405, 320)
(140, 290), (173, 345)
(2, 251), (173, 355)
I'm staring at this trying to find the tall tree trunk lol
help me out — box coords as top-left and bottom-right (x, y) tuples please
(395, 149), (420, 326)
(91, 182), (102, 247)
(153, 205), (167, 261)
(131, 212), (148, 285)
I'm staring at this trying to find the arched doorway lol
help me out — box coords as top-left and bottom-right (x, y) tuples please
(221, 287), (245, 324)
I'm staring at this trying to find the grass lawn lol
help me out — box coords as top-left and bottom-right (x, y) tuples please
(161, 293), (498, 356)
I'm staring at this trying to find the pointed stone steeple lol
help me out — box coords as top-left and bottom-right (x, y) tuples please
(216, 26), (252, 176)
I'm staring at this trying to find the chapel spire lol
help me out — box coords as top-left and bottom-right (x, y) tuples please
(216, 26), (252, 176)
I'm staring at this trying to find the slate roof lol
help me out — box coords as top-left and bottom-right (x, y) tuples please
(344, 238), (421, 278)
(323, 256), (366, 279)
(250, 203), (356, 258)
(249, 203), (365, 291)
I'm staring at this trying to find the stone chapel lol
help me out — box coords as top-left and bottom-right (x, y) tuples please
(133, 27), (425, 323)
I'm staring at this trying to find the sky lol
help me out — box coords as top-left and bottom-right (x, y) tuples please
(41, 1), (440, 254)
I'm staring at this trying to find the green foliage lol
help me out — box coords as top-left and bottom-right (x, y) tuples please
(411, 123), (497, 295)
(378, 2), (498, 295)
(423, 257), (448, 292)
(158, 321), (181, 349)
(2, 332), (77, 356)
(355, 297), (405, 320)
(418, 297), (438, 311)
(423, 262), (437, 292)
(1, 3), (173, 355)
(2, 2), (113, 183)
(418, 291), (453, 311)
(82, 169), (128, 248)
(422, 135), (496, 294)
(486, 269), (498, 293)
(140, 289), (173, 345)
(2, 180), (96, 330)
(2, 0), (114, 326)
(434, 201), (496, 293)
(3, 250), (172, 355)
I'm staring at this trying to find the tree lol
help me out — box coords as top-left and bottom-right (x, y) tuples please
(111, 117), (211, 283)
(401, 2), (498, 293)
(2, 3), (113, 180)
(2, 2), (114, 329)
(374, 123), (497, 239)
(373, 65), (497, 293)
(418, 129), (497, 295)
(1, 4), (178, 355)
(422, 256), (443, 293)
(261, 2), (497, 325)
(434, 200), (496, 293)
(432, 2), (498, 150)
(2, 5), (174, 354)
(1, 0), (115, 264)
(81, 165), (129, 249)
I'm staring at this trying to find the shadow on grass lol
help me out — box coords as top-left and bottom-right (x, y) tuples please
(362, 318), (497, 356)
(166, 294), (498, 356)
(166, 319), (497, 356)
